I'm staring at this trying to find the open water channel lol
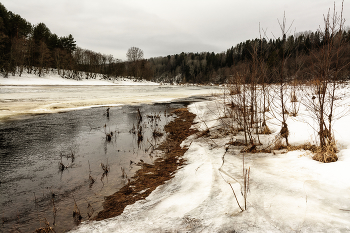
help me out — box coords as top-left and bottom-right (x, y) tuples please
(0, 85), (220, 232)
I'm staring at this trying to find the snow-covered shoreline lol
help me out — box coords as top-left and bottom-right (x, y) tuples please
(71, 98), (350, 232)
(0, 72), (159, 86)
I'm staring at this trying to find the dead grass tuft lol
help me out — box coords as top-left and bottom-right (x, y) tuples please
(259, 125), (271, 134)
(287, 142), (318, 153)
(312, 140), (338, 163)
(273, 137), (287, 150)
(34, 218), (56, 233)
(227, 139), (246, 146)
(72, 195), (82, 223)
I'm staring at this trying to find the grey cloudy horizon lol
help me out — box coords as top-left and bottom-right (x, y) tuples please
(2, 0), (349, 60)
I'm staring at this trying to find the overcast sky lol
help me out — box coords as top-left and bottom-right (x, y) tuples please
(2, 0), (349, 60)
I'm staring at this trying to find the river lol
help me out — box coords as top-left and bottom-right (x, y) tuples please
(0, 85), (220, 232)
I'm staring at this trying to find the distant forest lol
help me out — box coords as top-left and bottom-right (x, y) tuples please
(1, 2), (350, 83)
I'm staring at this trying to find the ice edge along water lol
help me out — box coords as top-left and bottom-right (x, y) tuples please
(0, 73), (222, 122)
(72, 97), (350, 233)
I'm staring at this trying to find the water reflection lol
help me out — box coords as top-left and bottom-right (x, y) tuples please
(0, 102), (190, 232)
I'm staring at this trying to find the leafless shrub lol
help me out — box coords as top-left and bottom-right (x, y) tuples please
(219, 150), (250, 211)
(152, 129), (163, 138)
(88, 161), (95, 188)
(273, 137), (287, 150)
(259, 124), (271, 134)
(301, 1), (349, 162)
(72, 195), (82, 223)
(121, 167), (127, 179)
(290, 91), (298, 102)
(85, 199), (95, 219)
(228, 85), (241, 95)
(58, 161), (66, 172)
(106, 107), (110, 118)
(34, 218), (56, 233)
(101, 161), (109, 176)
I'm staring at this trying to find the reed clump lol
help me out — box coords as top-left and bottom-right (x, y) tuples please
(34, 218), (56, 233)
(72, 195), (82, 223)
(312, 140), (338, 163)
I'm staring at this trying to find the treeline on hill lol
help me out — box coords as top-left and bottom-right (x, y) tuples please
(0, 3), (142, 80)
(1, 2), (350, 83)
(0, 3), (77, 77)
(150, 29), (350, 84)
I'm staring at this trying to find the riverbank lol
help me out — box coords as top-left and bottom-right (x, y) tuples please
(72, 98), (350, 232)
(0, 72), (159, 86)
(94, 108), (198, 221)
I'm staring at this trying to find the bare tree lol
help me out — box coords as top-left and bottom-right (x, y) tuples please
(302, 1), (349, 162)
(37, 41), (51, 77)
(126, 47), (144, 62)
(126, 47), (144, 78)
(11, 37), (26, 76)
(269, 13), (294, 147)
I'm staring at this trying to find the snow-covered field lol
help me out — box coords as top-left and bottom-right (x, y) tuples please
(72, 97), (350, 232)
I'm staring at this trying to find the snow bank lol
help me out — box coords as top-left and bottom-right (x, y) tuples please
(71, 94), (350, 232)
(0, 72), (159, 86)
(70, 101), (348, 232)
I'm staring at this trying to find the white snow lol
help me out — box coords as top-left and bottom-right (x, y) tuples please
(0, 72), (159, 86)
(71, 92), (350, 232)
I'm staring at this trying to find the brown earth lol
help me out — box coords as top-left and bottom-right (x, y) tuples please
(94, 108), (198, 221)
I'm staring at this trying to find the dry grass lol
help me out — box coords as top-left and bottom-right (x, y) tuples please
(287, 142), (318, 153)
(34, 218), (56, 233)
(312, 140), (338, 163)
(259, 125), (271, 134)
(273, 137), (287, 150)
(287, 140), (338, 163)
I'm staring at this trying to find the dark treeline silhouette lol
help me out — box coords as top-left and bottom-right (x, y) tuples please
(0, 3), (132, 80)
(0, 3), (78, 77)
(150, 29), (350, 84)
(1, 2), (350, 83)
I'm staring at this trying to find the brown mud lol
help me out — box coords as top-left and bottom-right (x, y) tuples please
(94, 108), (198, 221)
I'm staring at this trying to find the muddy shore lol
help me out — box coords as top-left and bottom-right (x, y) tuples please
(93, 107), (198, 221)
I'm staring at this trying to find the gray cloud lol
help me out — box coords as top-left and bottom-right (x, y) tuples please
(2, 0), (348, 60)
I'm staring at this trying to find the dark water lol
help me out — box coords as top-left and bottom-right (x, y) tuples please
(0, 97), (206, 233)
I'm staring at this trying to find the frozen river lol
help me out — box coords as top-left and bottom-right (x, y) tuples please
(0, 85), (221, 122)
(0, 84), (220, 232)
